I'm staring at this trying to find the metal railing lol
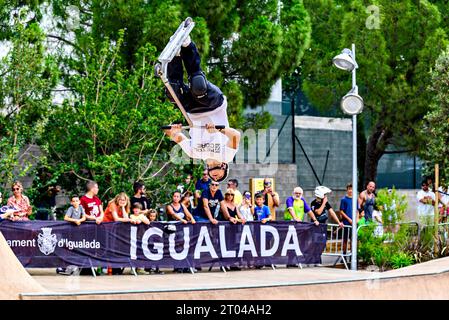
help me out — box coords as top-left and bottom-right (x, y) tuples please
(321, 221), (421, 270)
(421, 222), (449, 245)
(322, 223), (353, 270)
(356, 221), (420, 240)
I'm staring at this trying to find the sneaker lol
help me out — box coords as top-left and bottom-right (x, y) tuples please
(148, 268), (165, 275)
(56, 267), (66, 274)
(155, 269), (165, 275)
(229, 266), (241, 271)
(146, 268), (156, 274)
(112, 268), (124, 275)
(66, 265), (80, 275)
(286, 264), (298, 268)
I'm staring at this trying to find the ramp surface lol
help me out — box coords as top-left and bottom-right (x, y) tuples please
(0, 232), (46, 300)
(18, 256), (449, 300)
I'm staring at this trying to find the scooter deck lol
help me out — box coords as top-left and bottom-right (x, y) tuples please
(155, 17), (195, 127)
(158, 17), (194, 68)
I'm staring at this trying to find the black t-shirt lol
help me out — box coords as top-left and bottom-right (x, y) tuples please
(196, 189), (224, 220)
(227, 205), (237, 219)
(130, 196), (151, 211)
(310, 199), (332, 223)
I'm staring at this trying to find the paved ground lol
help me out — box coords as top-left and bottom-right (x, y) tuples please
(27, 265), (373, 294)
(21, 258), (449, 299)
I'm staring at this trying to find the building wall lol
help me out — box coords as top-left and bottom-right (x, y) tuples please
(269, 114), (353, 191)
(226, 163), (297, 220)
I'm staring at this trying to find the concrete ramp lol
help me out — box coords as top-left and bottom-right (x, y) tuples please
(0, 232), (46, 300)
(19, 256), (449, 300)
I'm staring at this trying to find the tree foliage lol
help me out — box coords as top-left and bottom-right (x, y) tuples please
(299, 0), (448, 185)
(0, 21), (58, 196)
(48, 0), (311, 114)
(40, 31), (183, 202)
(6, 0), (311, 203)
(418, 46), (449, 183)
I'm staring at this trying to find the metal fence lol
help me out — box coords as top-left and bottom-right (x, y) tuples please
(322, 221), (421, 270)
(421, 222), (449, 246)
(356, 221), (420, 241)
(322, 223), (353, 270)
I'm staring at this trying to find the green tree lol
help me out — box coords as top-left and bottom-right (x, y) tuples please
(0, 1), (45, 40)
(418, 46), (449, 183)
(41, 31), (182, 203)
(48, 0), (311, 125)
(0, 21), (58, 194)
(300, 0), (448, 186)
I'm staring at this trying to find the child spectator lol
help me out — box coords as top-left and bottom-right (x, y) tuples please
(57, 195), (86, 275)
(144, 208), (165, 275)
(339, 183), (359, 253)
(64, 195), (86, 226)
(254, 193), (272, 224)
(80, 180), (104, 224)
(239, 191), (254, 222)
(130, 202), (150, 225)
(147, 208), (158, 222)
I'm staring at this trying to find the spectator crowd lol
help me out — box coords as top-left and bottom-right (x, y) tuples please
(0, 173), (445, 275)
(0, 175), (418, 231)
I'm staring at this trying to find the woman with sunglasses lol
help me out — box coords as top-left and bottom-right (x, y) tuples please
(223, 189), (246, 224)
(7, 181), (32, 221)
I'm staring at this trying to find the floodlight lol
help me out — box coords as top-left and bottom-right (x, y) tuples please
(333, 48), (358, 71)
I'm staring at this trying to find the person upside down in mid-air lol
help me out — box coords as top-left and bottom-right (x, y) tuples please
(163, 36), (240, 182)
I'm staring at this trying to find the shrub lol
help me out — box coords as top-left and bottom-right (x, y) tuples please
(390, 252), (414, 269)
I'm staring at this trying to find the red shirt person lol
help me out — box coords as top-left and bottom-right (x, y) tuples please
(80, 181), (104, 224)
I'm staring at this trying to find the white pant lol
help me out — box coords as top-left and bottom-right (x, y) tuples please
(187, 96), (229, 127)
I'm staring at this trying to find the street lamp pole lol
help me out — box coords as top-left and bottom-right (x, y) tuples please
(332, 43), (363, 271)
(350, 44), (358, 271)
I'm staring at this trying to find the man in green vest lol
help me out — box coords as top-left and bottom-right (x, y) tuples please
(284, 187), (319, 225)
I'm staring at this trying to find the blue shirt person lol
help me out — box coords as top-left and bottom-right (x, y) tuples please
(254, 194), (271, 223)
(340, 184), (360, 226)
